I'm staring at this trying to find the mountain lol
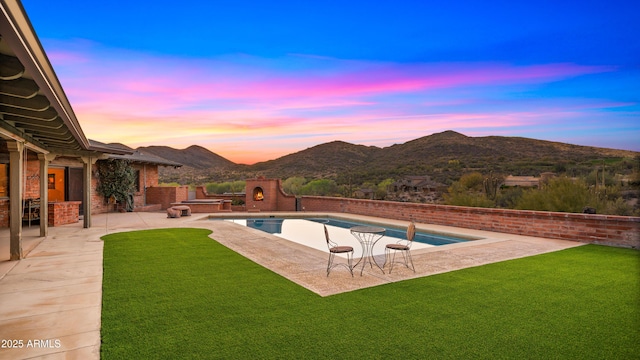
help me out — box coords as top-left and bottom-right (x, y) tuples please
(138, 145), (235, 169)
(138, 131), (639, 184)
(249, 141), (382, 179)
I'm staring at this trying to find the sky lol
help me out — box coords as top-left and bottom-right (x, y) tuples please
(21, 0), (640, 164)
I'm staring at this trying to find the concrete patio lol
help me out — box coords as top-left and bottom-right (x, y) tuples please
(0, 211), (584, 359)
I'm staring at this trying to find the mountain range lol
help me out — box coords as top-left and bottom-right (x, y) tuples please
(131, 131), (638, 184)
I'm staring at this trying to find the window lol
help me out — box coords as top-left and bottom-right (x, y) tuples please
(134, 170), (141, 192)
(0, 164), (7, 197)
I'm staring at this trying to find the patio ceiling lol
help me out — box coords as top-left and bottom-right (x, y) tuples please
(0, 0), (124, 155)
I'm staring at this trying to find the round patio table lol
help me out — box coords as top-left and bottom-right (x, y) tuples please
(350, 226), (386, 275)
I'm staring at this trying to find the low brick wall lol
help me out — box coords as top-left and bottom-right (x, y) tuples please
(300, 196), (640, 248)
(0, 199), (8, 228)
(146, 186), (189, 210)
(47, 201), (81, 227)
(0, 199), (80, 227)
(170, 201), (232, 213)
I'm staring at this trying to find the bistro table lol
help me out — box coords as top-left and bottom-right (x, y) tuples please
(350, 226), (386, 275)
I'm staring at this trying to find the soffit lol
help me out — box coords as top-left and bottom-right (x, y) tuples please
(0, 0), (87, 153)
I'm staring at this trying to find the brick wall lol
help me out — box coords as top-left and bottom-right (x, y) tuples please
(92, 163), (164, 214)
(300, 196), (640, 248)
(245, 178), (296, 211)
(47, 201), (80, 226)
(146, 186), (189, 209)
(24, 160), (40, 199)
(0, 199), (8, 227)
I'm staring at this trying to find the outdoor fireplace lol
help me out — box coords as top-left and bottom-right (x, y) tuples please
(253, 187), (264, 201)
(244, 178), (296, 212)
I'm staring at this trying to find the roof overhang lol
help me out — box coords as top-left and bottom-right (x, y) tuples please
(0, 0), (94, 154)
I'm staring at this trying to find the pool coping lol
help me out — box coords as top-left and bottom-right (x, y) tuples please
(205, 212), (586, 296)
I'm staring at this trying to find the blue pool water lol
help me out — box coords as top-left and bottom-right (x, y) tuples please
(216, 216), (474, 246)
(305, 218), (470, 246)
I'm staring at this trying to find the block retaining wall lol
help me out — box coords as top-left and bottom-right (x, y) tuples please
(299, 196), (640, 249)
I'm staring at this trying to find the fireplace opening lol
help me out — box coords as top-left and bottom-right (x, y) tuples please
(253, 187), (264, 201)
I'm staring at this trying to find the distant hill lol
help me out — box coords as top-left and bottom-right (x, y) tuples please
(138, 145), (236, 169)
(139, 131), (639, 184)
(249, 141), (382, 179)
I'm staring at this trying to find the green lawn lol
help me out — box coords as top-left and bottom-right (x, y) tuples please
(101, 228), (640, 359)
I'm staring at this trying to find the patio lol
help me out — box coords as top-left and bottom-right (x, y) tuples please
(0, 211), (583, 359)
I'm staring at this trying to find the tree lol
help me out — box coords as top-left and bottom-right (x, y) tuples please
(282, 177), (306, 195)
(96, 159), (136, 205)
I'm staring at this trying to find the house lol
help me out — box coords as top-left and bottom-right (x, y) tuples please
(0, 1), (181, 260)
(503, 175), (540, 188)
(391, 176), (445, 193)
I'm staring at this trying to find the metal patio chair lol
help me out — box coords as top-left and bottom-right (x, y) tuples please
(324, 225), (354, 277)
(384, 221), (416, 273)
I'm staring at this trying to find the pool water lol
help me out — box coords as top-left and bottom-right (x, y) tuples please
(218, 217), (472, 257)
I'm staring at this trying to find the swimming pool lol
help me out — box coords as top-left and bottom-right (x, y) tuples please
(214, 216), (477, 257)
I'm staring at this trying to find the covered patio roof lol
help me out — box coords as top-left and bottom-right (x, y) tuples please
(0, 0), (129, 156)
(1, 0), (136, 260)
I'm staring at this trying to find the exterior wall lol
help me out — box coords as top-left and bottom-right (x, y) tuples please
(146, 186), (189, 210)
(24, 159), (40, 199)
(244, 178), (296, 212)
(47, 201), (80, 226)
(1, 157), (173, 218)
(91, 162), (165, 214)
(299, 196), (640, 249)
(0, 199), (81, 227)
(132, 164), (158, 209)
(0, 199), (8, 227)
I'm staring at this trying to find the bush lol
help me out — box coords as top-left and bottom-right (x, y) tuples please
(96, 159), (136, 203)
(515, 176), (601, 213)
(299, 179), (338, 196)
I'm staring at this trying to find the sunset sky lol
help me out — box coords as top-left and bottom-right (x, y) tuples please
(22, 0), (639, 164)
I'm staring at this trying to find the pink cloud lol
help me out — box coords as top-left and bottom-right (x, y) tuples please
(44, 42), (632, 163)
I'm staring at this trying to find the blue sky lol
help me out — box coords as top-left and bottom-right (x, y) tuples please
(22, 0), (640, 163)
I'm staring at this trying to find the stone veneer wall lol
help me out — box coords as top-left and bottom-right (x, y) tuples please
(299, 196), (640, 248)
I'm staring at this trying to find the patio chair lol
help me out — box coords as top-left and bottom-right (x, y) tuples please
(324, 225), (354, 277)
(384, 221), (416, 273)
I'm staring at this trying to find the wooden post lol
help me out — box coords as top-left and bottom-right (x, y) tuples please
(7, 141), (24, 260)
(38, 153), (55, 237)
(81, 156), (97, 228)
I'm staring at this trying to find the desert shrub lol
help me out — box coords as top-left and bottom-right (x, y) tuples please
(496, 187), (524, 208)
(282, 176), (307, 195)
(605, 197), (635, 216)
(299, 179), (339, 196)
(445, 172), (495, 207)
(205, 180), (245, 194)
(515, 176), (601, 213)
(458, 172), (485, 191)
(159, 182), (181, 187)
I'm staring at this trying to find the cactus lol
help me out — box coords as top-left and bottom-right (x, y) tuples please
(483, 172), (501, 200)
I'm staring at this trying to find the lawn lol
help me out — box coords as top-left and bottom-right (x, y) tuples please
(101, 228), (640, 359)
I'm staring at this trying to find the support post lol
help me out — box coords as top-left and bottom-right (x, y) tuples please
(81, 156), (98, 228)
(7, 141), (24, 260)
(38, 153), (55, 237)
